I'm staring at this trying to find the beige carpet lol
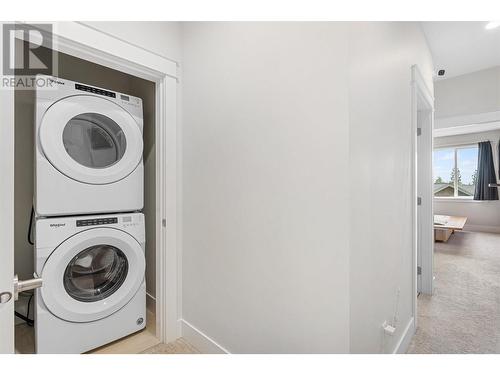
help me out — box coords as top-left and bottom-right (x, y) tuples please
(407, 231), (500, 354)
(140, 338), (200, 354)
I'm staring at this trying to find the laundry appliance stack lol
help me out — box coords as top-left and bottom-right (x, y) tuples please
(33, 76), (146, 353)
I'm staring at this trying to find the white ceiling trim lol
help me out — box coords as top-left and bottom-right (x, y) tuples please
(434, 110), (500, 137)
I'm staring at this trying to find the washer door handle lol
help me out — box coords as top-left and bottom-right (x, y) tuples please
(13, 274), (43, 301)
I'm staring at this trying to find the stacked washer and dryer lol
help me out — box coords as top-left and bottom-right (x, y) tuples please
(34, 76), (146, 353)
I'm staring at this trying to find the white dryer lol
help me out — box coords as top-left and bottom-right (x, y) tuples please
(35, 76), (144, 216)
(35, 212), (146, 354)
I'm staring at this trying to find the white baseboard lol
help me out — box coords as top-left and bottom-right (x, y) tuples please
(180, 318), (415, 354)
(464, 224), (500, 234)
(180, 319), (230, 354)
(393, 317), (415, 354)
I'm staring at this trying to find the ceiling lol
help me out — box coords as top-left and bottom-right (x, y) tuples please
(421, 21), (500, 79)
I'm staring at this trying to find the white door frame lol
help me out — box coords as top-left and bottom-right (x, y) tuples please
(0, 23), (16, 354)
(411, 65), (434, 326)
(0, 22), (180, 352)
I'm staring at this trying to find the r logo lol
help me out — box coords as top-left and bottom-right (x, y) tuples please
(2, 23), (55, 76)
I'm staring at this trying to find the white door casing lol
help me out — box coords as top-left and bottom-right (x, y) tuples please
(411, 65), (434, 332)
(417, 110), (433, 294)
(416, 106), (434, 296)
(0, 22), (16, 354)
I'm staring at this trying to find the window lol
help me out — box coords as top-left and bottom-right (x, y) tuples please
(433, 145), (478, 198)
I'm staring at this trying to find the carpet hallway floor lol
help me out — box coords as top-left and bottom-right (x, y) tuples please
(408, 231), (500, 353)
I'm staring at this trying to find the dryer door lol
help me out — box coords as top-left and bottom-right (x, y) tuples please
(41, 228), (145, 323)
(39, 95), (143, 185)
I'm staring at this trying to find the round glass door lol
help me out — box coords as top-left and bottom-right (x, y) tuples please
(62, 113), (127, 169)
(41, 227), (144, 322)
(39, 95), (143, 185)
(63, 244), (129, 302)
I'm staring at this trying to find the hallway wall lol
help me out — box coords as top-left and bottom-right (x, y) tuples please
(181, 22), (434, 353)
(181, 22), (351, 353)
(81, 22), (182, 62)
(348, 22), (434, 353)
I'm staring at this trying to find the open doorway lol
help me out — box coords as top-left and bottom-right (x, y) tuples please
(0, 22), (181, 354)
(1, 22), (180, 355)
(410, 65), (435, 348)
(13, 41), (159, 354)
(409, 22), (500, 353)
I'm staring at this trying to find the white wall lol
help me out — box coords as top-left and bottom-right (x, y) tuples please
(435, 66), (500, 123)
(348, 22), (434, 353)
(81, 22), (182, 62)
(181, 22), (351, 353)
(181, 22), (434, 353)
(434, 130), (500, 233)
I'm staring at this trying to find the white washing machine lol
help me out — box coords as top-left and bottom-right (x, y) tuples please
(35, 212), (146, 354)
(35, 75), (144, 217)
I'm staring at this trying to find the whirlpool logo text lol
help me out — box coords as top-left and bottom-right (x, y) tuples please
(49, 223), (66, 228)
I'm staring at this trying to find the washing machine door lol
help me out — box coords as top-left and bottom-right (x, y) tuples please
(39, 95), (143, 185)
(41, 227), (145, 323)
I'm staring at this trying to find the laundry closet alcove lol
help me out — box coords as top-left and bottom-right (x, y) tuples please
(11, 24), (179, 354)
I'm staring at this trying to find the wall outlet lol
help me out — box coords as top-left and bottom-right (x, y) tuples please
(382, 321), (396, 336)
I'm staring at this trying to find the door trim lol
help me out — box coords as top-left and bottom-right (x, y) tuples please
(13, 22), (180, 344)
(0, 23), (16, 354)
(410, 65), (435, 330)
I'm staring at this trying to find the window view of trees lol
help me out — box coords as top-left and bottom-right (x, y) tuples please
(433, 146), (478, 198)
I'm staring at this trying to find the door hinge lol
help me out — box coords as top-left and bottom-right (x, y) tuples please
(417, 266), (422, 275)
(417, 127), (422, 136)
(417, 196), (422, 206)
(162, 219), (167, 227)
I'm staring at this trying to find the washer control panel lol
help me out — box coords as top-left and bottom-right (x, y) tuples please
(76, 217), (118, 227)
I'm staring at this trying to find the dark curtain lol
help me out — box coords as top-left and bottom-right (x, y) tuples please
(474, 141), (499, 200)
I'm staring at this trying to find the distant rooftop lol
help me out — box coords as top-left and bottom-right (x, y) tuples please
(434, 182), (474, 196)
